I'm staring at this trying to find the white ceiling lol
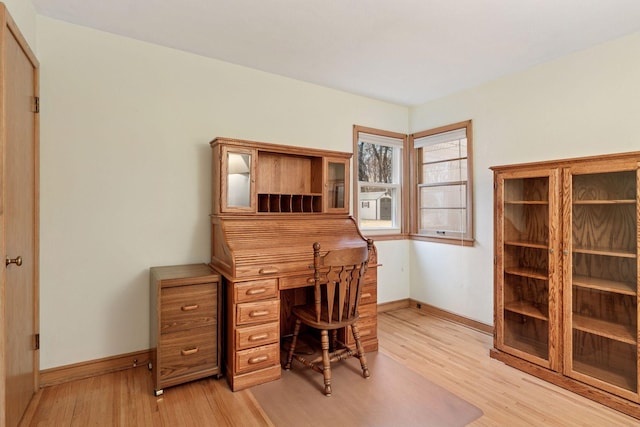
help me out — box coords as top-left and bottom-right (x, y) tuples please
(33, 0), (640, 106)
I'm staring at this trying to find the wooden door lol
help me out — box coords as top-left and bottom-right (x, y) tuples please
(1, 7), (39, 427)
(493, 167), (561, 371)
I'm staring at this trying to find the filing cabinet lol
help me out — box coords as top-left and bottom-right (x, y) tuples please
(149, 264), (221, 396)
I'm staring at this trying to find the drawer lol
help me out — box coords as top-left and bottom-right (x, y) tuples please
(279, 274), (313, 290)
(236, 322), (279, 350)
(360, 281), (377, 305)
(235, 279), (278, 303)
(357, 302), (377, 321)
(235, 343), (280, 374)
(161, 283), (217, 334)
(345, 316), (377, 346)
(158, 326), (218, 381)
(237, 300), (280, 325)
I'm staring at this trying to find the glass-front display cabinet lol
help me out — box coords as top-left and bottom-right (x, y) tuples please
(564, 167), (638, 402)
(491, 152), (640, 419)
(494, 168), (561, 371)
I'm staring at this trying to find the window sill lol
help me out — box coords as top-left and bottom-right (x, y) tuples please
(409, 234), (475, 247)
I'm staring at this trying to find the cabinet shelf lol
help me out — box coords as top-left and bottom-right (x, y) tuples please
(572, 246), (636, 259)
(573, 275), (636, 296)
(573, 314), (637, 345)
(573, 360), (636, 393)
(504, 240), (548, 250)
(504, 266), (547, 281)
(504, 301), (548, 321)
(505, 200), (549, 205)
(573, 199), (635, 205)
(504, 333), (548, 360)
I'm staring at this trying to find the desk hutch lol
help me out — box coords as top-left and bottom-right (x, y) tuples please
(208, 137), (378, 391)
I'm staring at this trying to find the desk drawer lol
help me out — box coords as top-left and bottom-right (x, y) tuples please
(236, 322), (279, 350)
(279, 274), (313, 290)
(160, 283), (217, 334)
(158, 326), (217, 381)
(235, 279), (278, 303)
(237, 300), (280, 325)
(235, 343), (280, 374)
(360, 281), (377, 306)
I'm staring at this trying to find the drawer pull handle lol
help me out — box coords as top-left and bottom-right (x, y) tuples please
(307, 278), (314, 284)
(249, 310), (270, 318)
(181, 304), (199, 311)
(181, 347), (199, 356)
(246, 287), (267, 296)
(259, 267), (279, 275)
(248, 355), (268, 364)
(249, 333), (269, 342)
(362, 293), (371, 299)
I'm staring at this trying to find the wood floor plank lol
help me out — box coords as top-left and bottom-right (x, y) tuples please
(20, 308), (640, 426)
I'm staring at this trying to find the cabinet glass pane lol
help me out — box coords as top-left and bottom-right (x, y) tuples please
(227, 152), (251, 207)
(501, 176), (550, 362)
(327, 161), (345, 209)
(570, 170), (638, 392)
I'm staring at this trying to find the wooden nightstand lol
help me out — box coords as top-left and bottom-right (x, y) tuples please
(149, 264), (221, 396)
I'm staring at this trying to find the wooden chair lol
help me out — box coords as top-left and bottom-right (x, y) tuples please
(284, 239), (373, 396)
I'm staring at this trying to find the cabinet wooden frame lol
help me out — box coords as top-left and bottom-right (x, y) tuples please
(211, 137), (351, 215)
(209, 137), (378, 391)
(491, 151), (640, 419)
(149, 264), (222, 396)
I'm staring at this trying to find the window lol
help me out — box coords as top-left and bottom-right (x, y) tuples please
(411, 120), (473, 245)
(353, 126), (407, 235)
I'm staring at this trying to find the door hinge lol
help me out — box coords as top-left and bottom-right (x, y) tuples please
(34, 333), (40, 350)
(33, 96), (40, 113)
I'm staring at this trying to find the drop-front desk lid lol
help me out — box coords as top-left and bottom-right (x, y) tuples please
(210, 216), (375, 281)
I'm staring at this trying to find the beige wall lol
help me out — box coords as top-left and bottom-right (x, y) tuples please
(3, 0), (36, 48)
(30, 6), (640, 369)
(36, 16), (409, 369)
(409, 31), (640, 325)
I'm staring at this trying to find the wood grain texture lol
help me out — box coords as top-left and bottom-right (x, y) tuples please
(21, 308), (640, 426)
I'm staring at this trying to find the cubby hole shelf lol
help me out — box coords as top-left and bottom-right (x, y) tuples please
(258, 193), (322, 213)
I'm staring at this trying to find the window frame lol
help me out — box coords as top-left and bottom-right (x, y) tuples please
(409, 120), (474, 246)
(352, 125), (409, 240)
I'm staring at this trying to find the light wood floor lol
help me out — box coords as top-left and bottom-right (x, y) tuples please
(21, 308), (640, 426)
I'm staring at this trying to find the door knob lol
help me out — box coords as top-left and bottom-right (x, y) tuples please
(5, 256), (22, 267)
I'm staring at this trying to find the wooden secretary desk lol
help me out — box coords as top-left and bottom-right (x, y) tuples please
(208, 137), (378, 391)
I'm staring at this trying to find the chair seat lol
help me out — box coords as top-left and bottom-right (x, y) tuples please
(292, 304), (359, 330)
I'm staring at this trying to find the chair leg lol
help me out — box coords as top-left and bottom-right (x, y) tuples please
(320, 329), (332, 396)
(351, 323), (370, 379)
(284, 318), (302, 370)
(330, 329), (338, 352)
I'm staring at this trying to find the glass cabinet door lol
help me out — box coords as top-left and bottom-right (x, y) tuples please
(325, 157), (349, 213)
(221, 147), (256, 212)
(564, 166), (639, 401)
(495, 169), (560, 370)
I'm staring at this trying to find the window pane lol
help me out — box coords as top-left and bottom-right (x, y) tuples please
(420, 208), (467, 233)
(420, 184), (466, 209)
(422, 139), (467, 163)
(359, 186), (396, 228)
(421, 159), (467, 184)
(358, 142), (394, 184)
